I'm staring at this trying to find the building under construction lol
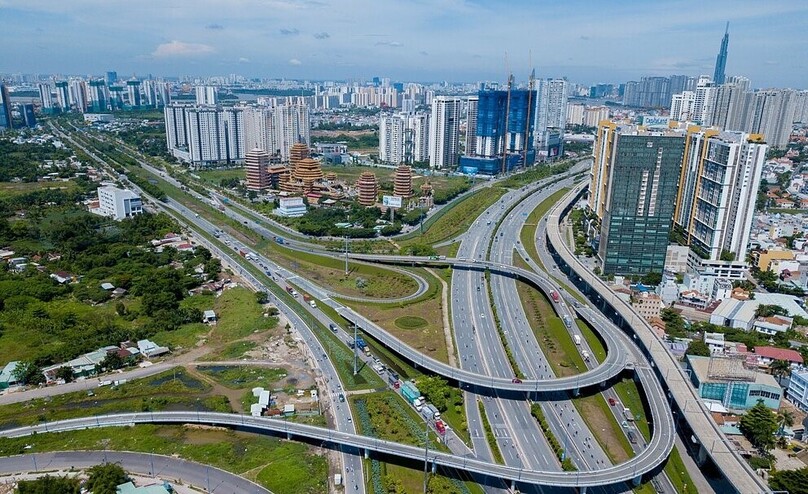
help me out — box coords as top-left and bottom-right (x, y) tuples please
(685, 354), (782, 411)
(460, 86), (536, 175)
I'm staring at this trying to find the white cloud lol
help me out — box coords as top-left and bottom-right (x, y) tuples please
(288, 58), (302, 65)
(152, 40), (215, 57)
(238, 57), (250, 63)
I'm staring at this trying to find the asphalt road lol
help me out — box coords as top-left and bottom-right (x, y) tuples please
(0, 451), (269, 494)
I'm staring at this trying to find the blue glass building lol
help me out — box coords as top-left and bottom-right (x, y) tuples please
(460, 89), (536, 175)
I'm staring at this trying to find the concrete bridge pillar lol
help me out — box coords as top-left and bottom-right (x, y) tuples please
(287, 432), (292, 440)
(572, 388), (580, 397)
(431, 461), (437, 474)
(578, 487), (587, 494)
(632, 475), (642, 486)
(697, 443), (708, 465)
(364, 448), (370, 459)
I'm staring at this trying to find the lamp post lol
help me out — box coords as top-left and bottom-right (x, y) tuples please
(422, 419), (430, 494)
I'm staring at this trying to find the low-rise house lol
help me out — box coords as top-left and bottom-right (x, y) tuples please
(0, 362), (20, 390)
(753, 316), (793, 336)
(753, 346), (804, 368)
(137, 339), (170, 358)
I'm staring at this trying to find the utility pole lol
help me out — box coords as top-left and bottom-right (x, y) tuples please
(344, 235), (349, 275)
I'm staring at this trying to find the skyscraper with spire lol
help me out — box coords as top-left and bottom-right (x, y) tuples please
(713, 22), (730, 85)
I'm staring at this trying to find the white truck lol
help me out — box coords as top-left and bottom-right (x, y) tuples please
(573, 334), (582, 345)
(309, 300), (317, 308)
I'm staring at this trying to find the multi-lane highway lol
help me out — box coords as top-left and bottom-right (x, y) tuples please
(546, 185), (769, 494)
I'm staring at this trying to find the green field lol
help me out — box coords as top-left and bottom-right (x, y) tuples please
(399, 186), (507, 247)
(0, 368), (229, 429)
(0, 180), (79, 199)
(197, 365), (288, 389)
(0, 425), (328, 494)
(195, 168), (245, 185)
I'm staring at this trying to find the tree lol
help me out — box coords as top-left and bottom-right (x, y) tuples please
(12, 360), (45, 386)
(739, 399), (778, 453)
(640, 271), (662, 286)
(85, 463), (129, 494)
(778, 408), (795, 435)
(685, 340), (711, 357)
(770, 466), (808, 494)
(755, 304), (789, 318)
(54, 366), (74, 383)
(255, 291), (269, 305)
(770, 359), (792, 385)
(17, 475), (81, 494)
(99, 351), (125, 371)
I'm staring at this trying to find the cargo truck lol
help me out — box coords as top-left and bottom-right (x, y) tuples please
(387, 371), (399, 386)
(623, 408), (634, 421)
(355, 336), (366, 350)
(401, 382), (421, 405)
(573, 334), (581, 345)
(425, 404), (441, 421)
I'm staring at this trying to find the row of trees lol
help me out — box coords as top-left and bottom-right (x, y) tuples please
(17, 463), (127, 494)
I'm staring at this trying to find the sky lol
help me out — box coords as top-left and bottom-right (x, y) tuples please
(1, 0), (807, 88)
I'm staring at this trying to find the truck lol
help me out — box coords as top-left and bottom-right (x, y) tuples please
(274, 236), (284, 245)
(623, 407), (634, 421)
(435, 420), (446, 435)
(355, 336), (366, 350)
(239, 249), (248, 257)
(421, 406), (435, 421)
(562, 315), (572, 329)
(401, 382), (421, 406)
(627, 430), (637, 444)
(334, 473), (343, 486)
(573, 334), (581, 345)
(303, 294), (312, 302)
(425, 404), (441, 421)
(309, 300), (317, 308)
(550, 291), (560, 303)
(387, 371), (399, 386)
(285, 286), (294, 294)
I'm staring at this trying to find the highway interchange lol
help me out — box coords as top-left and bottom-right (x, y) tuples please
(0, 130), (749, 493)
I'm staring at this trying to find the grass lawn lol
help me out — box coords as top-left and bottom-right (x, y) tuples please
(520, 188), (569, 266)
(350, 391), (474, 493)
(399, 186), (507, 247)
(571, 393), (633, 464)
(613, 378), (650, 440)
(194, 168), (245, 185)
(661, 446), (699, 494)
(477, 400), (503, 464)
(512, 256), (585, 377)
(199, 341), (258, 361)
(0, 424), (328, 494)
(340, 269), (449, 364)
(0, 368), (231, 430)
(0, 180), (78, 199)
(196, 365), (288, 389)
(258, 240), (420, 299)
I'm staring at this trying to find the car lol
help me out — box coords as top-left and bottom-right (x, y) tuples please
(477, 286), (480, 291)
(511, 377), (522, 384)
(339, 394), (345, 402)
(347, 416), (352, 423)
(608, 398), (616, 406)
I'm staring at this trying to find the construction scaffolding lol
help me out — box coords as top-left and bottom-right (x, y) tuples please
(706, 354), (757, 382)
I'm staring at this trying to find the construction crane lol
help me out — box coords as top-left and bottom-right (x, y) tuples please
(501, 73), (513, 175)
(523, 67), (535, 168)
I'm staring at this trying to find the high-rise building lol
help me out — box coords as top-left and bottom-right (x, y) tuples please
(274, 104), (310, 161)
(465, 96), (478, 155)
(38, 83), (55, 113)
(0, 84), (12, 131)
(245, 148), (271, 192)
(460, 89), (536, 174)
(55, 81), (70, 112)
(164, 104), (191, 152)
(21, 104), (36, 128)
(243, 107), (278, 156)
(582, 106), (610, 128)
(157, 83), (171, 107)
(106, 71), (118, 85)
(674, 129), (767, 262)
(670, 91), (696, 122)
(622, 77), (672, 108)
(195, 86), (217, 105)
(589, 123), (686, 275)
(692, 76), (716, 125)
(126, 80), (142, 108)
(88, 80), (108, 112)
(713, 23), (730, 86)
(534, 79), (568, 145)
(379, 112), (430, 164)
(429, 96), (462, 169)
(566, 103), (585, 126)
(746, 89), (797, 149)
(69, 80), (88, 112)
(224, 107), (245, 163)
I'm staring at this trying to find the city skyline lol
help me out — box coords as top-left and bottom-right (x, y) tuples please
(1, 0), (807, 88)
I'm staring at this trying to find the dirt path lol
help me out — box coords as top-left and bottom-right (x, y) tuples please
(425, 267), (457, 367)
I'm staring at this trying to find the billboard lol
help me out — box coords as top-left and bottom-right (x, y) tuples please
(382, 196), (402, 208)
(640, 116), (670, 129)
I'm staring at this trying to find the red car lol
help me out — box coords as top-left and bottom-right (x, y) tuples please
(608, 398), (616, 406)
(435, 420), (446, 435)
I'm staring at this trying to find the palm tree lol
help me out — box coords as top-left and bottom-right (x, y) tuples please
(777, 409), (795, 437)
(770, 359), (792, 386)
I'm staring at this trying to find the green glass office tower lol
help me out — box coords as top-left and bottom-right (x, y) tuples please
(593, 127), (685, 275)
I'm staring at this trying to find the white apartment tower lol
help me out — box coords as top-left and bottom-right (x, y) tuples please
(465, 97), (479, 155)
(274, 104), (310, 161)
(243, 107), (279, 156)
(38, 83), (54, 111)
(195, 86), (217, 105)
(379, 112), (430, 164)
(534, 79), (568, 146)
(429, 96), (462, 169)
(675, 129), (768, 261)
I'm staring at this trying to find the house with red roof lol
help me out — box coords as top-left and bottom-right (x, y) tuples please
(753, 346), (803, 368)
